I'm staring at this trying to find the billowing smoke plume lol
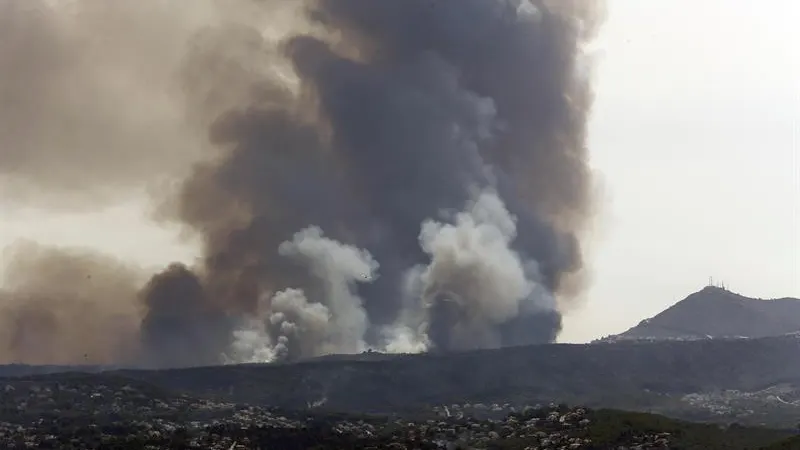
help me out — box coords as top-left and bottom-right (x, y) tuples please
(230, 227), (377, 362)
(411, 190), (559, 351)
(0, 0), (605, 366)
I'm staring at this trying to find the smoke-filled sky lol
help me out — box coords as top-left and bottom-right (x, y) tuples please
(1, 0), (606, 366)
(0, 0), (798, 362)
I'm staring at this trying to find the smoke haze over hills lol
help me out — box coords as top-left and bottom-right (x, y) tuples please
(0, 0), (604, 367)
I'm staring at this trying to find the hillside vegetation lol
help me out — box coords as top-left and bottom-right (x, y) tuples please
(0, 374), (797, 449)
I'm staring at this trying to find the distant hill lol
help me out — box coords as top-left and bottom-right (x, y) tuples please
(103, 334), (800, 427)
(5, 335), (800, 427)
(603, 286), (800, 342)
(0, 364), (119, 378)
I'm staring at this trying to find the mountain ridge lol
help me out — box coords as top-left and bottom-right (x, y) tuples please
(602, 286), (800, 342)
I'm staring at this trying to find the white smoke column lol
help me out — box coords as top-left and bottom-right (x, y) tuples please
(228, 226), (377, 362)
(227, 324), (277, 364)
(381, 324), (429, 354)
(227, 288), (331, 363)
(268, 288), (332, 358)
(411, 188), (553, 350)
(379, 265), (431, 354)
(277, 226), (377, 353)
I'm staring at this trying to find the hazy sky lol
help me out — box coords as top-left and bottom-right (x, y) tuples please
(564, 0), (799, 341)
(1, 0), (798, 344)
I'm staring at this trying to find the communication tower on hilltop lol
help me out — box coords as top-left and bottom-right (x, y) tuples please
(707, 277), (729, 291)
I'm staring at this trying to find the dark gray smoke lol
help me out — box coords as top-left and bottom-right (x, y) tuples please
(0, 0), (604, 366)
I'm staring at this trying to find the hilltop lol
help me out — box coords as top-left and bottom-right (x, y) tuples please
(603, 286), (800, 342)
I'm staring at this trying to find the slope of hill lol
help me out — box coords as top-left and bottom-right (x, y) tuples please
(3, 336), (800, 427)
(605, 286), (800, 341)
(97, 334), (800, 427)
